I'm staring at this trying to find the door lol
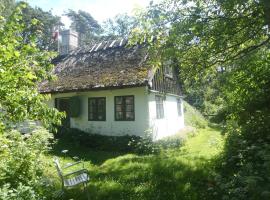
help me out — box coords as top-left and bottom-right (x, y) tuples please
(55, 98), (70, 128)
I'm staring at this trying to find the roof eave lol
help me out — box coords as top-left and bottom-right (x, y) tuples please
(39, 81), (149, 94)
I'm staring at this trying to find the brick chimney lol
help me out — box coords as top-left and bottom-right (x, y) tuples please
(59, 29), (78, 55)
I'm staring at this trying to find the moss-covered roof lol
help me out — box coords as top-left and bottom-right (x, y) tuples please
(39, 39), (151, 93)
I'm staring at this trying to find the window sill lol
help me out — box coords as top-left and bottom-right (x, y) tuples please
(115, 119), (135, 121)
(88, 120), (106, 122)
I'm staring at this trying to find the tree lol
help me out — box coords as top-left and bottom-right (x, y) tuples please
(102, 13), (137, 38)
(132, 0), (270, 107)
(133, 0), (270, 198)
(0, 3), (63, 198)
(0, 1), (63, 51)
(0, 0), (15, 18)
(65, 9), (102, 45)
(20, 3), (63, 50)
(0, 2), (62, 132)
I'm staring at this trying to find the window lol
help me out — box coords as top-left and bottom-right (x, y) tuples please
(115, 96), (134, 121)
(177, 98), (182, 116)
(164, 60), (173, 78)
(155, 95), (164, 119)
(88, 97), (106, 121)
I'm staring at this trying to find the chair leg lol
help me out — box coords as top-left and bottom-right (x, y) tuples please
(84, 182), (90, 200)
(53, 189), (64, 199)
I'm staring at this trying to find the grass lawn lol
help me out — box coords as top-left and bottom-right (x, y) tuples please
(45, 127), (224, 200)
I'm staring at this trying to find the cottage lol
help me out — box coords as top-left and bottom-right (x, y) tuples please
(39, 30), (184, 140)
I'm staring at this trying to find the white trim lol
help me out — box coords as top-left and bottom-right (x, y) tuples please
(148, 89), (184, 98)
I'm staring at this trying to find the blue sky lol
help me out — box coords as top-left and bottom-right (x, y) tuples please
(25, 0), (157, 27)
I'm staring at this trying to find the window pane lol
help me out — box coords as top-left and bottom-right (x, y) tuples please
(89, 99), (95, 106)
(125, 96), (133, 104)
(156, 95), (164, 119)
(115, 97), (122, 104)
(126, 105), (133, 112)
(126, 112), (134, 120)
(177, 99), (182, 116)
(89, 103), (94, 112)
(89, 113), (93, 120)
(160, 106), (164, 118)
(116, 105), (122, 112)
(98, 113), (103, 120)
(98, 101), (104, 111)
(116, 112), (123, 120)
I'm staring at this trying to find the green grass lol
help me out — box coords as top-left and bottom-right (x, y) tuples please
(181, 128), (224, 158)
(46, 127), (224, 200)
(183, 101), (208, 128)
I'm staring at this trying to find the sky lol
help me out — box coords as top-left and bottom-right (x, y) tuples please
(25, 0), (157, 28)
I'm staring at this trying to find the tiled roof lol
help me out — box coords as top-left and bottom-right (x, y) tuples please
(39, 39), (152, 93)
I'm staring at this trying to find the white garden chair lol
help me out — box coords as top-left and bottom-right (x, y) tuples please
(53, 157), (90, 199)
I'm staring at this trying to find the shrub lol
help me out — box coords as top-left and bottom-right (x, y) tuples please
(56, 128), (183, 154)
(0, 128), (54, 200)
(211, 115), (270, 200)
(127, 130), (160, 154)
(56, 127), (157, 154)
(56, 127), (139, 152)
(156, 136), (183, 149)
(183, 101), (208, 128)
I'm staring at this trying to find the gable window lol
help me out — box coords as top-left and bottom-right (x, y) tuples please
(88, 97), (106, 121)
(164, 60), (173, 78)
(115, 96), (135, 121)
(177, 98), (182, 116)
(155, 95), (164, 119)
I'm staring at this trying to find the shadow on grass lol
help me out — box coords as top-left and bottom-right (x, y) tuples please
(49, 128), (223, 200)
(50, 138), (125, 165)
(59, 152), (216, 200)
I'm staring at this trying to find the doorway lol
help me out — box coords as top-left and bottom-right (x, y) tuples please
(55, 98), (70, 128)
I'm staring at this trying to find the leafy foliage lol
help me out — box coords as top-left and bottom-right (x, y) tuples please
(56, 128), (159, 154)
(102, 13), (138, 38)
(0, 0), (15, 18)
(65, 9), (102, 45)
(132, 0), (270, 199)
(211, 49), (270, 199)
(0, 3), (62, 132)
(20, 3), (63, 50)
(0, 129), (54, 200)
(183, 101), (208, 128)
(0, 4), (62, 199)
(56, 127), (185, 155)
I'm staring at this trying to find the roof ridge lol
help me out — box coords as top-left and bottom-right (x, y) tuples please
(69, 37), (129, 55)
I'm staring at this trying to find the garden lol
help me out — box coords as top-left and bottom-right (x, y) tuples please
(1, 0), (270, 199)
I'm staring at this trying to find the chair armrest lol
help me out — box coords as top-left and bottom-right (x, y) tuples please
(63, 169), (89, 177)
(63, 161), (83, 169)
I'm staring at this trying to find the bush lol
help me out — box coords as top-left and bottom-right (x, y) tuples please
(211, 115), (270, 200)
(127, 130), (161, 154)
(183, 101), (208, 128)
(56, 127), (140, 152)
(0, 128), (55, 200)
(56, 128), (183, 154)
(156, 136), (183, 149)
(56, 127), (158, 154)
(208, 49), (270, 200)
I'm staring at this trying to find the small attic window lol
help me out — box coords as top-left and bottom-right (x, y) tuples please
(164, 60), (173, 78)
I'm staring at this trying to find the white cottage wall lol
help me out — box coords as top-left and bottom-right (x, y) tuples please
(148, 92), (184, 140)
(46, 87), (149, 137)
